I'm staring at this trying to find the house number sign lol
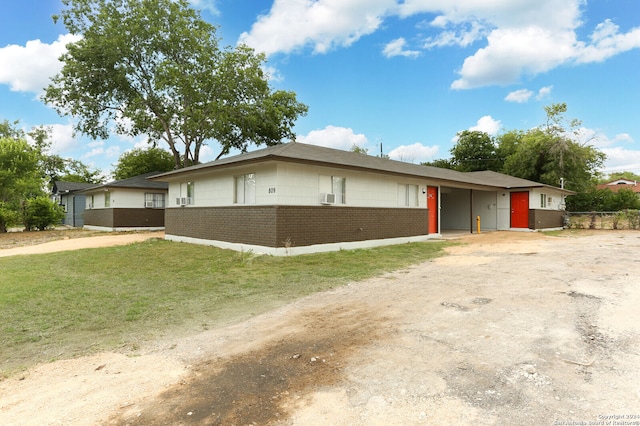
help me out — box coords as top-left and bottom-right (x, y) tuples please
(268, 187), (276, 194)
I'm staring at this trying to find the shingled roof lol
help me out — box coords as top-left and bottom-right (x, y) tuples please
(150, 142), (571, 193)
(79, 171), (168, 192)
(53, 181), (98, 194)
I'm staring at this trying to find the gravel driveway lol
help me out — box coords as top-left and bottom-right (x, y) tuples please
(1, 231), (639, 425)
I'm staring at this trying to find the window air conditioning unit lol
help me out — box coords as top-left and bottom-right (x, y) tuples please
(180, 197), (188, 206)
(145, 201), (154, 208)
(176, 197), (181, 206)
(320, 193), (336, 205)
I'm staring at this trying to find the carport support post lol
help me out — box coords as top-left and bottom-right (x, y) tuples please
(477, 216), (481, 234)
(469, 190), (474, 233)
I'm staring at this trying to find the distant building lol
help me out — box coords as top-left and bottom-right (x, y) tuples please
(52, 181), (97, 227)
(595, 179), (640, 194)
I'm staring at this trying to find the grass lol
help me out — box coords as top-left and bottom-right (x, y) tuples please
(0, 238), (451, 377)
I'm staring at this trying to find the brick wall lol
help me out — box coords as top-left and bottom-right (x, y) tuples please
(113, 208), (164, 227)
(83, 208), (113, 228)
(165, 206), (428, 248)
(83, 208), (164, 228)
(529, 209), (564, 229)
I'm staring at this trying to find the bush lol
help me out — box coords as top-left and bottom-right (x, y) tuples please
(22, 196), (65, 231)
(0, 202), (19, 233)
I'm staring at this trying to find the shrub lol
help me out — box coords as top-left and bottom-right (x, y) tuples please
(625, 209), (640, 230)
(0, 202), (19, 233)
(22, 196), (65, 231)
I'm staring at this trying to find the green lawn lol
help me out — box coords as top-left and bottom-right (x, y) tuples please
(0, 238), (450, 377)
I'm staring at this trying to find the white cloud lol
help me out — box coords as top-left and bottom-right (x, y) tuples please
(451, 26), (576, 89)
(469, 115), (502, 135)
(0, 34), (81, 94)
(574, 19), (640, 63)
(82, 142), (120, 160)
(600, 147), (640, 175)
(423, 20), (488, 48)
(238, 0), (395, 56)
(298, 125), (368, 150)
(48, 123), (78, 153)
(505, 89), (534, 103)
(383, 38), (420, 58)
(188, 0), (220, 15)
(536, 85), (553, 99)
(388, 143), (439, 163)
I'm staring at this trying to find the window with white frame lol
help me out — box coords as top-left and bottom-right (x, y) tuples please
(540, 193), (547, 208)
(332, 176), (346, 204)
(235, 173), (256, 204)
(145, 193), (165, 208)
(398, 184), (419, 207)
(177, 182), (194, 205)
(104, 191), (111, 208)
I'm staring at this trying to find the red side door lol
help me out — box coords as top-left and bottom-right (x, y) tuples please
(510, 191), (529, 228)
(427, 186), (438, 234)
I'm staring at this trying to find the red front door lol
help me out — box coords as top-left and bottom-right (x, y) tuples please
(427, 186), (438, 234)
(510, 191), (529, 228)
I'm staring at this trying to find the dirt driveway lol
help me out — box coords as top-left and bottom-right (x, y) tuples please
(1, 231), (639, 425)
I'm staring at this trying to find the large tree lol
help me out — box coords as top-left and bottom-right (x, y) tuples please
(45, 0), (308, 169)
(113, 147), (174, 180)
(450, 130), (500, 172)
(28, 125), (103, 185)
(500, 103), (605, 192)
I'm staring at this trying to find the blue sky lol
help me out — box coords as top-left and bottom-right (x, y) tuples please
(1, 0), (639, 179)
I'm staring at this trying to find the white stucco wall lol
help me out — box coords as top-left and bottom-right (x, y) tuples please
(84, 188), (167, 209)
(530, 188), (566, 210)
(165, 161), (434, 209)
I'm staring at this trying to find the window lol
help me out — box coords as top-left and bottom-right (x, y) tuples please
(88, 195), (94, 209)
(104, 191), (110, 208)
(398, 184), (418, 207)
(540, 193), (547, 208)
(177, 182), (194, 205)
(187, 181), (194, 204)
(145, 193), (165, 208)
(235, 173), (256, 204)
(332, 176), (346, 204)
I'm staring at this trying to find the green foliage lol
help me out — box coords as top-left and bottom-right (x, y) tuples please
(0, 137), (45, 205)
(29, 125), (103, 186)
(350, 145), (368, 155)
(450, 130), (500, 172)
(113, 147), (175, 180)
(46, 0), (308, 169)
(422, 158), (454, 169)
(0, 202), (19, 233)
(431, 103), (606, 193)
(22, 197), (65, 231)
(565, 187), (640, 212)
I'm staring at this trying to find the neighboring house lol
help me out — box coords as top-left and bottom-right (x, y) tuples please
(52, 181), (97, 227)
(78, 172), (168, 231)
(149, 143), (574, 255)
(595, 179), (640, 194)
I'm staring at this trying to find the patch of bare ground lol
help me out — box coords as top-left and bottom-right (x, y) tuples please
(0, 228), (106, 249)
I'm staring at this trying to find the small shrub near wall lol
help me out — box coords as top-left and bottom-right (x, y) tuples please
(566, 211), (640, 230)
(22, 197), (65, 231)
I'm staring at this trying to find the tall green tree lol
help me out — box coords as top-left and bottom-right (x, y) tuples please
(45, 0), (308, 169)
(501, 103), (605, 192)
(0, 137), (46, 232)
(450, 130), (500, 172)
(113, 147), (175, 180)
(29, 125), (103, 185)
